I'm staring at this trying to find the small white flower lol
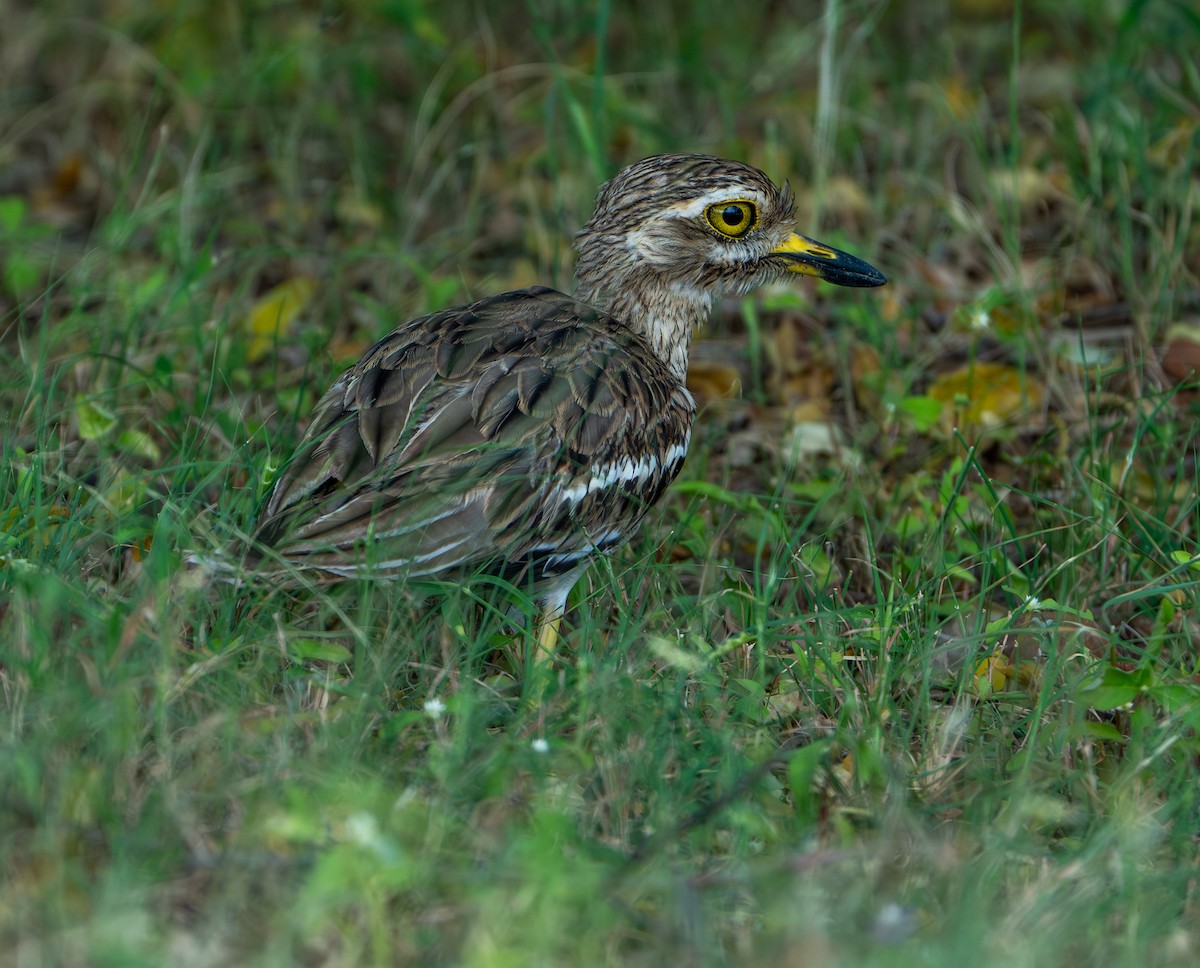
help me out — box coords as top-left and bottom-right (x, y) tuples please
(1025, 596), (1042, 611)
(343, 811), (381, 847)
(871, 901), (917, 943)
(531, 737), (549, 753)
(424, 698), (446, 717)
(970, 309), (991, 330)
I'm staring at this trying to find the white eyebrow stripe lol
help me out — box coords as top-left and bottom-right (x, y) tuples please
(665, 189), (767, 219)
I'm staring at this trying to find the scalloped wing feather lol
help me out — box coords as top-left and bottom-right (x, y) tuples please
(253, 287), (695, 586)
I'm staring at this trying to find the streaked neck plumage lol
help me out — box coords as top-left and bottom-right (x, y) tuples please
(574, 256), (712, 385)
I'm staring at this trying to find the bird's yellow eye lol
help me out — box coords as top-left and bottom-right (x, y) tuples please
(705, 200), (758, 239)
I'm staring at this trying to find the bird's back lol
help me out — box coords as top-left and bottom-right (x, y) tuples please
(253, 286), (696, 595)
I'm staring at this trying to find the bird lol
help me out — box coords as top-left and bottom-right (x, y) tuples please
(251, 153), (886, 655)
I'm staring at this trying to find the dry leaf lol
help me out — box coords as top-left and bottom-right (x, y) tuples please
(938, 74), (980, 120)
(848, 341), (884, 411)
(988, 165), (1072, 212)
(686, 361), (743, 402)
(821, 174), (872, 219)
(242, 277), (317, 363)
(927, 361), (1045, 433)
(1147, 118), (1200, 171)
(1162, 321), (1200, 383)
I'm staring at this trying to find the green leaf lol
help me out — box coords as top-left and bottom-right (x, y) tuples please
(1169, 549), (1200, 572)
(4, 255), (41, 298)
(288, 640), (353, 663)
(1155, 593), (1177, 630)
(1149, 683), (1200, 712)
(1077, 665), (1153, 710)
(130, 266), (168, 310)
(1067, 721), (1126, 742)
(260, 456), (280, 490)
(0, 195), (26, 234)
(647, 635), (706, 672)
(787, 739), (832, 825)
(760, 289), (810, 312)
(75, 396), (118, 440)
(894, 510), (929, 540)
(899, 394), (943, 431)
(733, 677), (767, 698)
(942, 561), (978, 585)
(117, 430), (162, 462)
(796, 542), (835, 585)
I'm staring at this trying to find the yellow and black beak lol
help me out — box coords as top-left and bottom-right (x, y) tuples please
(771, 232), (887, 288)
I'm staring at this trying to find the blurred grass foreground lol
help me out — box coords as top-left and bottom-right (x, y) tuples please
(2, 1), (1200, 965)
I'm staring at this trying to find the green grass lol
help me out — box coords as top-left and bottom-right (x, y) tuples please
(3, 0), (1200, 964)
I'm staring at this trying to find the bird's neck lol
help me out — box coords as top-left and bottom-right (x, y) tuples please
(575, 270), (711, 384)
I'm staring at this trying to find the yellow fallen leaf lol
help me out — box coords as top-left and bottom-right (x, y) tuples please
(105, 469), (145, 512)
(989, 165), (1072, 212)
(927, 361), (1045, 433)
(937, 73), (979, 120)
(822, 174), (872, 218)
(973, 654), (1012, 696)
(243, 277), (317, 363)
(686, 361), (742, 401)
(335, 187), (383, 230)
(1147, 118), (1199, 170)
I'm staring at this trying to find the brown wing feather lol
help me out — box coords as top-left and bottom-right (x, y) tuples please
(253, 287), (695, 586)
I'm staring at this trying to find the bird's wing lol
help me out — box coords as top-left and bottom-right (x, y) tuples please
(253, 287), (695, 582)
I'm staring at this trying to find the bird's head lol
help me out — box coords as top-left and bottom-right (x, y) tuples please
(575, 153), (886, 302)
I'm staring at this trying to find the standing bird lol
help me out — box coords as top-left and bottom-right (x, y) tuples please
(252, 154), (885, 653)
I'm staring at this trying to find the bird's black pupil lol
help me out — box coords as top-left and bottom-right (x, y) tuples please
(721, 205), (744, 226)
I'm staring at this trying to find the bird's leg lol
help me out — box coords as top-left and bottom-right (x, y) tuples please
(534, 603), (564, 663)
(520, 603), (561, 712)
(529, 574), (578, 666)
